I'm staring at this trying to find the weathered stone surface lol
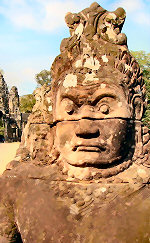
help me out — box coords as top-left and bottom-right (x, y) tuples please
(1, 163), (150, 242)
(0, 2), (149, 242)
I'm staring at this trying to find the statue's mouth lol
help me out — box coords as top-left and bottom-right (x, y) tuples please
(72, 145), (106, 152)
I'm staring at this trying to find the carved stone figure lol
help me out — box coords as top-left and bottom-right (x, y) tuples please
(0, 75), (22, 141)
(0, 3), (150, 242)
(9, 86), (19, 114)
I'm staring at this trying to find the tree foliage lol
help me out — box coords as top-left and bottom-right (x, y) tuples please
(131, 51), (150, 79)
(35, 69), (52, 87)
(20, 94), (36, 113)
(0, 118), (4, 136)
(131, 51), (150, 127)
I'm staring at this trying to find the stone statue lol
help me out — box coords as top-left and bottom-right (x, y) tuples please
(0, 2), (150, 242)
(9, 86), (20, 115)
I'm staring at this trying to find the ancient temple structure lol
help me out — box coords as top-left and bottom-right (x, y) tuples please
(0, 2), (150, 242)
(0, 73), (28, 141)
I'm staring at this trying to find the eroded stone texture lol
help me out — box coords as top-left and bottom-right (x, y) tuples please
(0, 2), (150, 242)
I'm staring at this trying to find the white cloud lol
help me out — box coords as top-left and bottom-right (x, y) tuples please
(39, 1), (77, 31)
(0, 0), (40, 30)
(2, 55), (54, 95)
(0, 0), (87, 32)
(0, 0), (150, 31)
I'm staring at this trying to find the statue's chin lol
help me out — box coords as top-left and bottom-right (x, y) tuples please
(64, 154), (124, 168)
(59, 154), (132, 181)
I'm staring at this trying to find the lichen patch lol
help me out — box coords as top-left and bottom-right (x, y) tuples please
(75, 59), (82, 68)
(100, 83), (106, 89)
(102, 55), (108, 63)
(100, 187), (107, 193)
(63, 74), (77, 88)
(48, 106), (52, 112)
(83, 43), (91, 55)
(84, 56), (100, 70)
(125, 64), (132, 72)
(83, 72), (99, 84)
(137, 168), (147, 178)
(75, 23), (84, 39)
(118, 102), (122, 107)
(46, 97), (51, 103)
(106, 27), (117, 42)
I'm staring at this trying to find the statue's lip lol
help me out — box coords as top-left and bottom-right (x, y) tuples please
(73, 145), (106, 152)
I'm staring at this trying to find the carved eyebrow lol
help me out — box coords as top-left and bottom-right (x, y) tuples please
(61, 94), (79, 105)
(92, 93), (117, 106)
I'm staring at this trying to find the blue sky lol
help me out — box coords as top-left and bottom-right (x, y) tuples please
(0, 0), (150, 96)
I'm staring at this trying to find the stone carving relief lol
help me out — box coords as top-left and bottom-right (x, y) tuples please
(0, 2), (150, 242)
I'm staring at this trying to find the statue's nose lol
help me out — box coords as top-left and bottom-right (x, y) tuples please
(76, 119), (100, 139)
(79, 105), (95, 119)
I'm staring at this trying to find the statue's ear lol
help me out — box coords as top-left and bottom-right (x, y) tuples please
(132, 95), (143, 120)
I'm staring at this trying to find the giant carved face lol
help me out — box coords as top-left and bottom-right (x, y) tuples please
(53, 73), (133, 168)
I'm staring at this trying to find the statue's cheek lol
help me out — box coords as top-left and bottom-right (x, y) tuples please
(55, 122), (75, 148)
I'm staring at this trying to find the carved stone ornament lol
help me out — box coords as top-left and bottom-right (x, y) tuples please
(0, 2), (150, 242)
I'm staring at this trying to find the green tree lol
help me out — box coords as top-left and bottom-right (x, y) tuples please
(20, 94), (36, 113)
(35, 69), (52, 87)
(131, 51), (150, 79)
(131, 51), (150, 127)
(0, 117), (4, 136)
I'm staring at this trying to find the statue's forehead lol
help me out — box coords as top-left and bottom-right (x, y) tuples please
(59, 69), (122, 87)
(56, 79), (126, 103)
(59, 73), (123, 91)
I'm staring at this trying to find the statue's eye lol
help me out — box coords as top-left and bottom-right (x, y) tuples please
(99, 104), (109, 114)
(62, 99), (75, 115)
(66, 103), (74, 115)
